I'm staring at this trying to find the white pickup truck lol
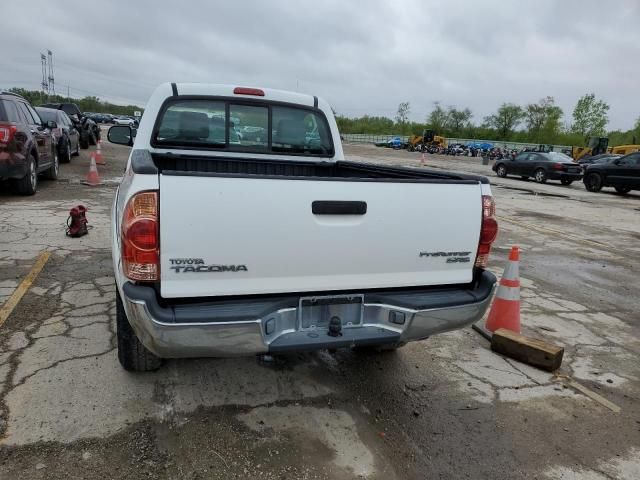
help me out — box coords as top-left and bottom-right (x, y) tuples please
(108, 83), (498, 371)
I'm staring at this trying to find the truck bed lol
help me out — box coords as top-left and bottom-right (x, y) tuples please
(136, 151), (489, 184)
(149, 152), (489, 299)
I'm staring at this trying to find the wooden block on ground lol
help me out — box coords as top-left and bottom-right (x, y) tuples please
(490, 328), (564, 372)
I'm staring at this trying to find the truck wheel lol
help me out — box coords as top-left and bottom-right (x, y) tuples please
(615, 186), (631, 194)
(560, 178), (573, 186)
(14, 153), (38, 195)
(585, 173), (603, 192)
(534, 168), (547, 183)
(116, 289), (162, 372)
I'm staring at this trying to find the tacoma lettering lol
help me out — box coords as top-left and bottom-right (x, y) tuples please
(170, 264), (248, 273)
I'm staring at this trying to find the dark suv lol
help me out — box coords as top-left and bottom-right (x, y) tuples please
(41, 102), (100, 148)
(0, 92), (59, 195)
(583, 152), (640, 194)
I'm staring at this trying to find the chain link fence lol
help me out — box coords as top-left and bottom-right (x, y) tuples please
(341, 133), (571, 152)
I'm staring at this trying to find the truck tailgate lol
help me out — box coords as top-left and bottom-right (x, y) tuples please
(159, 174), (482, 298)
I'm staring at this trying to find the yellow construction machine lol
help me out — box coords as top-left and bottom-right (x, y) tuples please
(572, 136), (640, 161)
(571, 137), (609, 161)
(609, 144), (640, 155)
(407, 129), (447, 152)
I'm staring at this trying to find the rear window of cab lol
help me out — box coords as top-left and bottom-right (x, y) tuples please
(152, 99), (334, 157)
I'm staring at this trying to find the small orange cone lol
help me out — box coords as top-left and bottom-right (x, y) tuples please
(82, 154), (103, 186)
(95, 140), (105, 165)
(485, 246), (521, 334)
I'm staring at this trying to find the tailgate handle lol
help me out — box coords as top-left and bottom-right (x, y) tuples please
(312, 201), (367, 215)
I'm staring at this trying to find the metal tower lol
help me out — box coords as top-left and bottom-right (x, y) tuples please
(47, 50), (55, 95)
(40, 54), (48, 96)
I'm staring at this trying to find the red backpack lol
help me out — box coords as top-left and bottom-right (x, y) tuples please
(66, 205), (88, 237)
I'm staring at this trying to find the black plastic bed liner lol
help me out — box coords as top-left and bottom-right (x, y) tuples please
(129, 149), (489, 184)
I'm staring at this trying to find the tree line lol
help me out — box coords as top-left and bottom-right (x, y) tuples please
(336, 94), (640, 147)
(6, 88), (142, 117)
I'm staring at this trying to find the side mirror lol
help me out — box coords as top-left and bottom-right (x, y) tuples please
(46, 120), (57, 129)
(108, 125), (133, 146)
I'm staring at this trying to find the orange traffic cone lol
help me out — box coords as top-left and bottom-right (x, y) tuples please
(95, 140), (105, 165)
(82, 154), (103, 186)
(484, 246), (521, 333)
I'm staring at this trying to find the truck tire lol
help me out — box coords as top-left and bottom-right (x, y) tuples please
(560, 178), (573, 186)
(14, 153), (38, 195)
(615, 186), (631, 194)
(116, 289), (162, 372)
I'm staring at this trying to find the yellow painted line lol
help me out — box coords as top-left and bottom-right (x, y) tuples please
(498, 215), (616, 251)
(0, 251), (51, 328)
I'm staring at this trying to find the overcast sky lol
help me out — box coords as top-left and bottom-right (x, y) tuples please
(2, 0), (638, 129)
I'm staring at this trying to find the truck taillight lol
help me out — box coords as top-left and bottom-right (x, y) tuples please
(0, 124), (17, 144)
(122, 191), (159, 281)
(475, 195), (498, 268)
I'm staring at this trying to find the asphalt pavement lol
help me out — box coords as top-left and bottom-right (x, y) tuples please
(0, 137), (638, 479)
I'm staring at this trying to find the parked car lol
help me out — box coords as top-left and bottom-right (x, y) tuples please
(107, 82), (498, 371)
(374, 136), (406, 149)
(35, 107), (80, 163)
(493, 151), (582, 184)
(583, 152), (640, 194)
(0, 91), (59, 194)
(578, 153), (621, 168)
(88, 112), (111, 124)
(114, 116), (136, 126)
(41, 102), (100, 148)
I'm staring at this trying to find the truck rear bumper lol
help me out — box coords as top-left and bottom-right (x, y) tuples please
(121, 271), (496, 358)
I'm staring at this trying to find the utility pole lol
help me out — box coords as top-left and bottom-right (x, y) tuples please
(40, 54), (48, 102)
(47, 50), (55, 96)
